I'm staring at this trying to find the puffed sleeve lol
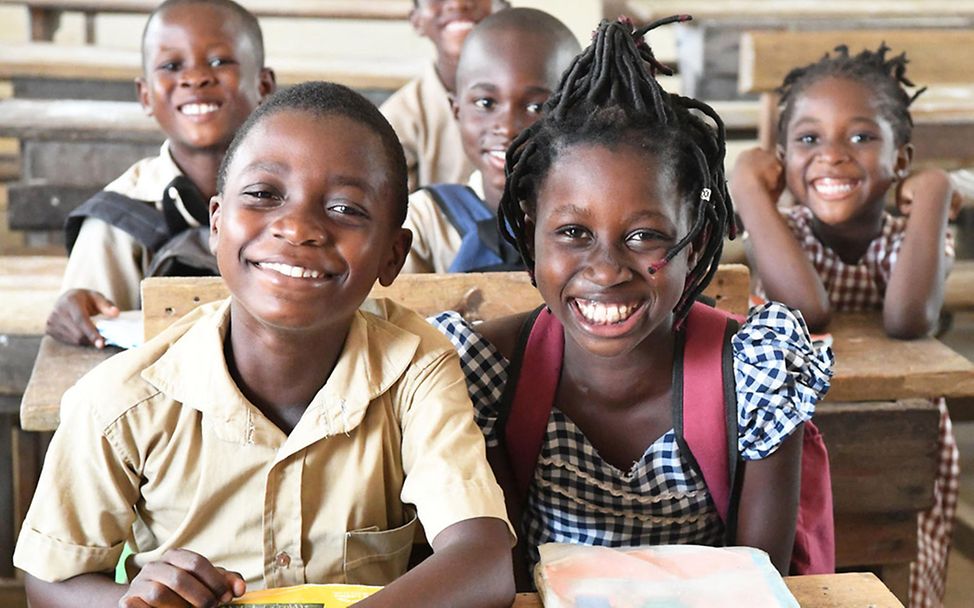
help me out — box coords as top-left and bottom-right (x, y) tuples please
(732, 302), (834, 461)
(428, 312), (510, 447)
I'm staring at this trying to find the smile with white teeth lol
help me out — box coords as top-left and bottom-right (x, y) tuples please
(812, 177), (858, 197)
(180, 102), (220, 116)
(443, 21), (474, 33)
(574, 299), (639, 325)
(256, 261), (324, 279)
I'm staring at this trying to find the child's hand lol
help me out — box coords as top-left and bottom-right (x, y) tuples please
(119, 548), (245, 608)
(45, 288), (119, 348)
(729, 148), (786, 212)
(895, 168), (954, 219)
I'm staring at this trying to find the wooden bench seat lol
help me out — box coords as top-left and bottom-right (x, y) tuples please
(0, 0), (412, 43)
(0, 42), (420, 101)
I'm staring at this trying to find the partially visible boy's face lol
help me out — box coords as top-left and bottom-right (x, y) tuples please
(409, 0), (492, 62)
(138, 3), (274, 157)
(210, 110), (410, 334)
(453, 27), (568, 206)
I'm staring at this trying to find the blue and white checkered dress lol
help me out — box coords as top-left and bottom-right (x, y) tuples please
(430, 302), (833, 569)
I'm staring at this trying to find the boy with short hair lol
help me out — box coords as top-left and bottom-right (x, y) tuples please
(47, 0), (275, 349)
(380, 0), (493, 192)
(401, 7), (580, 273)
(16, 81), (515, 607)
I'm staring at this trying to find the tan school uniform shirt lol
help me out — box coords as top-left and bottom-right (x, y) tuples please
(60, 141), (200, 311)
(380, 62), (474, 192)
(402, 171), (485, 273)
(14, 297), (512, 588)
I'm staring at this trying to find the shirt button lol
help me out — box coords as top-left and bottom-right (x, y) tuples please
(275, 551), (291, 568)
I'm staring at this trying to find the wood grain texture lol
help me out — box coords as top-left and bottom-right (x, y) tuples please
(826, 313), (974, 401)
(0, 42), (420, 90)
(739, 30), (974, 93)
(0, 0), (411, 20)
(818, 400), (939, 513)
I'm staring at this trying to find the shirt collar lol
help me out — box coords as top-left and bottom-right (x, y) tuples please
(467, 170), (485, 199)
(141, 298), (422, 451)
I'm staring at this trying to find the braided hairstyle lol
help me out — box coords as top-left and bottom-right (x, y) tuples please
(498, 16), (734, 324)
(777, 43), (924, 146)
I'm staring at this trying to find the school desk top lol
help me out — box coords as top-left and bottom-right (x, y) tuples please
(509, 572), (902, 607)
(19, 308), (974, 432)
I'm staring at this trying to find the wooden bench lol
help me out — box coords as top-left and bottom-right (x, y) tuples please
(0, 42), (420, 102)
(0, 0), (411, 43)
(737, 28), (974, 169)
(623, 0), (974, 100)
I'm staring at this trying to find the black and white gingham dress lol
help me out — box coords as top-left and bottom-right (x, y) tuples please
(431, 302), (833, 569)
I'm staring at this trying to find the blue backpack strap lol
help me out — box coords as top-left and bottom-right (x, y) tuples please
(64, 190), (169, 255)
(423, 183), (515, 272)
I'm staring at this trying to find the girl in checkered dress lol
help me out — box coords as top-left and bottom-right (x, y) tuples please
(731, 46), (958, 608)
(430, 16), (833, 591)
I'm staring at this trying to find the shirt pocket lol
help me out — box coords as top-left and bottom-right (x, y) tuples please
(343, 510), (418, 585)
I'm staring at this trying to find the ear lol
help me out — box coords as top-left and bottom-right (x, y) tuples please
(257, 67), (277, 101)
(895, 143), (914, 179)
(378, 227), (413, 287)
(408, 7), (423, 35)
(136, 76), (153, 116)
(774, 143), (786, 163)
(449, 92), (460, 121)
(208, 195), (222, 255)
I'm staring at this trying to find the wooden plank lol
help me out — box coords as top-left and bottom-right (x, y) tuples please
(0, 0), (412, 21)
(141, 266), (752, 341)
(626, 0), (974, 21)
(7, 183), (100, 230)
(19, 336), (117, 431)
(0, 335), (41, 396)
(0, 42), (420, 91)
(740, 30), (974, 94)
(834, 512), (918, 567)
(825, 313), (974, 402)
(817, 400), (938, 513)
(945, 260), (974, 313)
(0, 256), (65, 336)
(0, 98), (160, 143)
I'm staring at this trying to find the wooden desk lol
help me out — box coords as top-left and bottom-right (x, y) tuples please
(623, 0), (974, 100)
(0, 0), (411, 43)
(511, 572), (902, 607)
(19, 309), (974, 430)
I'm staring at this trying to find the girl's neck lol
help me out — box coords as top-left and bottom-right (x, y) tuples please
(561, 326), (676, 411)
(810, 204), (886, 264)
(224, 308), (350, 434)
(169, 144), (224, 201)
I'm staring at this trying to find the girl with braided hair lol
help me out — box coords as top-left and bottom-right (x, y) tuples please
(430, 16), (832, 589)
(731, 45), (958, 608)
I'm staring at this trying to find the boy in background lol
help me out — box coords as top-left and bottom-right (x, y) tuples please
(380, 0), (494, 192)
(401, 7), (580, 273)
(46, 0), (275, 348)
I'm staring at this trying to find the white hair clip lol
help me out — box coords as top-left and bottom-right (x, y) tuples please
(700, 188), (712, 202)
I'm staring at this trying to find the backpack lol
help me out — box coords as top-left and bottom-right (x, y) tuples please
(422, 183), (523, 273)
(65, 175), (219, 277)
(496, 301), (835, 575)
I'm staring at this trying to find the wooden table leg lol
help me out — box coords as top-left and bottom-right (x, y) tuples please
(0, 396), (16, 578)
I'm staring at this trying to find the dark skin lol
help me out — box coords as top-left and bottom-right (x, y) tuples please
(409, 0), (493, 94)
(27, 109), (514, 608)
(732, 76), (953, 337)
(45, 2), (275, 349)
(479, 144), (801, 588)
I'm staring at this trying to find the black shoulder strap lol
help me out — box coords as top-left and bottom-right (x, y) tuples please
(494, 305), (546, 448)
(64, 190), (169, 254)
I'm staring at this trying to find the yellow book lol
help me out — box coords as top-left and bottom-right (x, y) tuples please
(224, 583), (382, 607)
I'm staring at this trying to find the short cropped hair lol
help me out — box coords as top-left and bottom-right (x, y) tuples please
(142, 0), (265, 69)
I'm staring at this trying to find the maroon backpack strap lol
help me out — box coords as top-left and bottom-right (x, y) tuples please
(675, 301), (742, 526)
(497, 306), (564, 501)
